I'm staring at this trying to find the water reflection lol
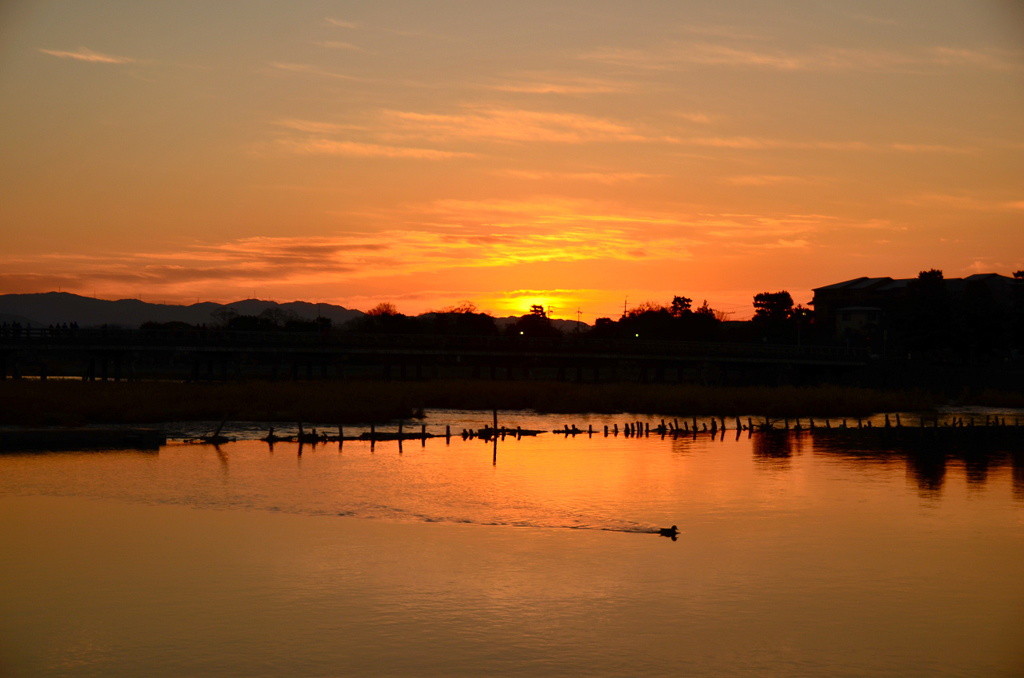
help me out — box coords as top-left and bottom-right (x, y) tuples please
(905, 450), (946, 498)
(1014, 452), (1024, 503)
(806, 430), (1024, 499)
(752, 431), (793, 470)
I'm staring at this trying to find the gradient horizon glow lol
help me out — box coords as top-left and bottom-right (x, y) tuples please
(1, 1), (1022, 320)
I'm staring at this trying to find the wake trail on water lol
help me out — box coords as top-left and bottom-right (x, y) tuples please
(330, 507), (668, 535)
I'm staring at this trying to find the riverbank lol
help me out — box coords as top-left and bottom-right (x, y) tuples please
(2, 379), (1022, 426)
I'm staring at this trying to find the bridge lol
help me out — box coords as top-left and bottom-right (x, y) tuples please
(0, 327), (870, 385)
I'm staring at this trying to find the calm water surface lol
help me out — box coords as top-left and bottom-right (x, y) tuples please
(1, 410), (1023, 677)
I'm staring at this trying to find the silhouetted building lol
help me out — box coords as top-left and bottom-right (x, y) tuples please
(812, 273), (1022, 357)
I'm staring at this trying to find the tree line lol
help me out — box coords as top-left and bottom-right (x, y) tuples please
(139, 271), (1024, 363)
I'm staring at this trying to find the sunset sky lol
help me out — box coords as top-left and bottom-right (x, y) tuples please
(1, 1), (1022, 320)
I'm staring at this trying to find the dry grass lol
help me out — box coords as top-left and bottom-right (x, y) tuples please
(0, 378), (982, 426)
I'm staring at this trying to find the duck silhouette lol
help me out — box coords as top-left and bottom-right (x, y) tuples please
(658, 525), (679, 540)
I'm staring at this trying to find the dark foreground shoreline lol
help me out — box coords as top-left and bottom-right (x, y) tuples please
(2, 379), (1022, 427)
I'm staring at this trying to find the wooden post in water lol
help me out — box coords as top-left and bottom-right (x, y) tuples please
(493, 409), (498, 433)
(446, 425), (451, 443)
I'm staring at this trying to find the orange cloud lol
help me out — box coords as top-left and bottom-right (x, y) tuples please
(39, 47), (133, 64)
(325, 18), (360, 29)
(487, 74), (630, 94)
(269, 62), (359, 80)
(275, 137), (471, 159)
(496, 170), (660, 184)
(316, 41), (363, 51)
(383, 108), (647, 144)
(582, 42), (1023, 74)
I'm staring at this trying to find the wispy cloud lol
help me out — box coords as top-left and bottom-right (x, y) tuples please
(686, 136), (869, 151)
(581, 43), (804, 71)
(487, 74), (630, 95)
(496, 169), (660, 184)
(315, 41), (364, 52)
(684, 137), (972, 154)
(384, 108), (647, 144)
(891, 142), (972, 154)
(325, 18), (360, 29)
(581, 42), (1023, 73)
(929, 47), (1024, 71)
(39, 47), (133, 64)
(269, 62), (359, 80)
(726, 174), (807, 186)
(275, 119), (365, 134)
(900, 192), (1024, 211)
(275, 137), (472, 159)
(676, 112), (711, 124)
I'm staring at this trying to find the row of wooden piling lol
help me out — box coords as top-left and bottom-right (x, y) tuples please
(189, 410), (1021, 447)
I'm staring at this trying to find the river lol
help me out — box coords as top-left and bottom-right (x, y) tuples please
(1, 410), (1023, 677)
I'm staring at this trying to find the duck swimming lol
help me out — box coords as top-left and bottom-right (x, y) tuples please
(658, 525), (679, 540)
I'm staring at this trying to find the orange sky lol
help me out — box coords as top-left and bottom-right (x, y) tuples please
(1, 1), (1022, 320)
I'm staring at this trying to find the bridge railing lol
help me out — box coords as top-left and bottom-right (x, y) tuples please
(0, 326), (870, 361)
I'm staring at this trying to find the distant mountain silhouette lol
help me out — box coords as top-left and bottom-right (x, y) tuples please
(0, 292), (364, 328)
(0, 292), (591, 331)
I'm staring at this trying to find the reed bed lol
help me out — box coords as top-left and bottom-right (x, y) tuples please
(0, 379), (996, 427)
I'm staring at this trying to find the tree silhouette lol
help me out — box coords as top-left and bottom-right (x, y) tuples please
(670, 295), (692, 317)
(367, 302), (398, 316)
(752, 291), (794, 322)
(509, 304), (561, 338)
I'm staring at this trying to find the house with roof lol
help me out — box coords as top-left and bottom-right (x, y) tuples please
(811, 273), (1022, 354)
